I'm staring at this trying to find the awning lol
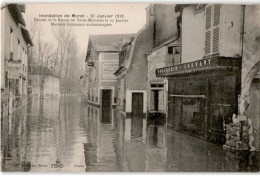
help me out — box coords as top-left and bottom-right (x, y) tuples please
(156, 56), (240, 78)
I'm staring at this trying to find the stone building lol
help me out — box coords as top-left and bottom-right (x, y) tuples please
(85, 34), (134, 124)
(156, 4), (242, 145)
(29, 66), (60, 99)
(1, 4), (33, 117)
(237, 5), (260, 151)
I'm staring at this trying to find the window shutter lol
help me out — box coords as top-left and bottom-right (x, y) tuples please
(205, 6), (212, 30)
(205, 4), (220, 55)
(205, 6), (212, 55)
(205, 31), (211, 55)
(213, 4), (220, 53)
(213, 27), (220, 53)
(213, 4), (220, 26)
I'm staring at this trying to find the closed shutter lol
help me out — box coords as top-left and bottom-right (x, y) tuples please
(205, 31), (211, 55)
(213, 4), (220, 53)
(213, 4), (220, 26)
(205, 6), (212, 55)
(213, 27), (220, 53)
(205, 4), (220, 55)
(205, 6), (212, 30)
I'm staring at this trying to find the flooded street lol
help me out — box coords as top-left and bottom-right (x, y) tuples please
(1, 97), (259, 172)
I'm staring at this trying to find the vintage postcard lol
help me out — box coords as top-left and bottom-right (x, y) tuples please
(1, 2), (260, 173)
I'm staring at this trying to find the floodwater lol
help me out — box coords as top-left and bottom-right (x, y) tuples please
(1, 97), (259, 172)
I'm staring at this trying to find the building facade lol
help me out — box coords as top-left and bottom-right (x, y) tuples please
(86, 34), (134, 124)
(147, 39), (180, 127)
(156, 4), (242, 145)
(1, 4), (33, 117)
(238, 5), (260, 151)
(29, 66), (60, 99)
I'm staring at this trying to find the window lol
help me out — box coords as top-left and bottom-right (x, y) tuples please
(168, 47), (173, 54)
(22, 47), (25, 64)
(17, 39), (20, 61)
(205, 4), (220, 55)
(10, 27), (13, 60)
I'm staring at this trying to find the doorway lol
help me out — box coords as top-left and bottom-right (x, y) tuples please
(101, 89), (112, 123)
(131, 93), (143, 139)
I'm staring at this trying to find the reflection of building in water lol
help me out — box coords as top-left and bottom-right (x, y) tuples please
(113, 107), (168, 172)
(1, 107), (31, 172)
(84, 105), (119, 172)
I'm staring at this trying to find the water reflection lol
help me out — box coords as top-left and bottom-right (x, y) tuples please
(1, 97), (259, 172)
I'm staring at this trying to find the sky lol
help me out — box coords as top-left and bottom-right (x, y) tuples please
(23, 3), (148, 56)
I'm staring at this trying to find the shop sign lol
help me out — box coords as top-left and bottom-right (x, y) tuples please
(156, 57), (239, 77)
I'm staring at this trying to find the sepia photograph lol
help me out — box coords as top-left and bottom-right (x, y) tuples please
(0, 0), (260, 173)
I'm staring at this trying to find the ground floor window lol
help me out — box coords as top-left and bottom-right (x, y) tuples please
(172, 97), (207, 138)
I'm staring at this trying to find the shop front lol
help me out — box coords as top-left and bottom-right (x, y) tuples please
(156, 56), (240, 145)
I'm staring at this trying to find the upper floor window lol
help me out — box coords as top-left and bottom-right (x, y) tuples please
(205, 4), (220, 55)
(10, 27), (13, 53)
(17, 39), (20, 61)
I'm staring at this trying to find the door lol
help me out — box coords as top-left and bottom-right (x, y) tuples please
(101, 90), (111, 123)
(131, 93), (143, 139)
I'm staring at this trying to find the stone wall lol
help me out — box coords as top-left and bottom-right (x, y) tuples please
(224, 120), (249, 151)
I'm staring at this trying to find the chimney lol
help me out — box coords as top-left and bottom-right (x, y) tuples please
(145, 4), (155, 25)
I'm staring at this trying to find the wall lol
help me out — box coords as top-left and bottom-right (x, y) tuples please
(31, 75), (40, 98)
(126, 19), (154, 90)
(44, 76), (60, 97)
(219, 5), (241, 57)
(1, 7), (6, 90)
(147, 46), (169, 114)
(99, 52), (119, 104)
(1, 7), (29, 93)
(181, 5), (242, 63)
(181, 6), (205, 63)
(31, 75), (60, 98)
(148, 46), (168, 83)
(88, 51), (99, 104)
(154, 4), (178, 47)
(239, 5), (260, 151)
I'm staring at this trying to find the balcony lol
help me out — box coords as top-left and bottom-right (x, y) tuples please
(156, 56), (240, 78)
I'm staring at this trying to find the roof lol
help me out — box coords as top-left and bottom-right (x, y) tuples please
(147, 37), (180, 55)
(30, 66), (60, 79)
(89, 34), (135, 52)
(7, 4), (26, 26)
(175, 4), (206, 12)
(21, 25), (33, 46)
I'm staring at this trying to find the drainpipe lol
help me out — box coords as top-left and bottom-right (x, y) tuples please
(240, 5), (245, 58)
(238, 5), (246, 117)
